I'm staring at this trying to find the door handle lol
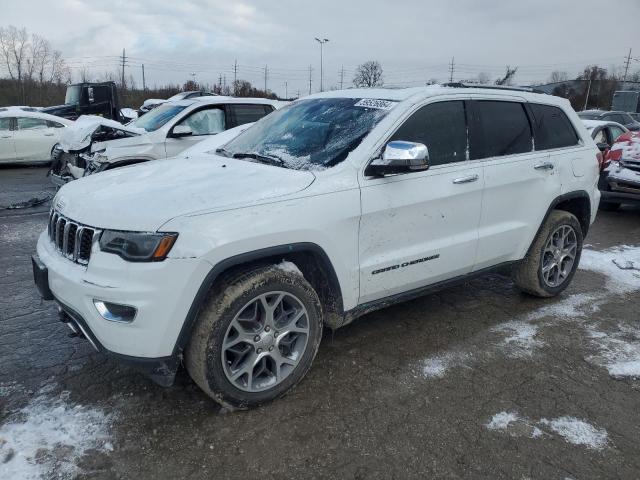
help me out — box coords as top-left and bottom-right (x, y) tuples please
(534, 162), (554, 171)
(0, 135), (11, 139)
(44, 133), (55, 136)
(452, 174), (479, 184)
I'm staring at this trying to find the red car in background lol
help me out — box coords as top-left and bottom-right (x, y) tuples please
(599, 131), (640, 210)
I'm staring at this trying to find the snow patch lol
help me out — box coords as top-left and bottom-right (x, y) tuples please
(486, 411), (607, 449)
(579, 245), (640, 294)
(277, 260), (303, 277)
(421, 352), (468, 378)
(540, 416), (608, 450)
(493, 321), (542, 357)
(0, 393), (115, 479)
(586, 323), (640, 378)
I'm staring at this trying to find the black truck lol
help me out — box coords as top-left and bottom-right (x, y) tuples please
(41, 82), (133, 123)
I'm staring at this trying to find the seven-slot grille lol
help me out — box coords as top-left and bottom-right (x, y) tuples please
(48, 210), (100, 265)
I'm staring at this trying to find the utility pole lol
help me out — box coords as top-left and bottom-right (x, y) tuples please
(308, 65), (313, 95)
(141, 64), (146, 91)
(284, 81), (288, 99)
(583, 77), (592, 111)
(449, 56), (455, 83)
(233, 59), (238, 96)
(218, 74), (223, 91)
(623, 48), (633, 85)
(339, 65), (345, 90)
(315, 37), (329, 92)
(264, 64), (268, 93)
(190, 72), (197, 89)
(223, 75), (226, 93)
(120, 48), (126, 90)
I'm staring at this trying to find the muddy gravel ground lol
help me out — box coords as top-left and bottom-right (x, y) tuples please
(1, 166), (640, 480)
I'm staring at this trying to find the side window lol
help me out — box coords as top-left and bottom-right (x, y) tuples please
(609, 126), (625, 143)
(177, 108), (225, 135)
(0, 118), (12, 131)
(474, 101), (532, 158)
(46, 120), (65, 128)
(529, 104), (580, 150)
(231, 104), (272, 126)
(17, 117), (48, 130)
(592, 129), (606, 144)
(93, 87), (110, 104)
(389, 101), (467, 166)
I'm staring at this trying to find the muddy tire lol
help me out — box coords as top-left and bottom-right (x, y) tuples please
(599, 201), (620, 212)
(185, 265), (323, 409)
(513, 210), (583, 298)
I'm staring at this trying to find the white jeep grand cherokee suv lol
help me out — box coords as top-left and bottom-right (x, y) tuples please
(33, 85), (601, 408)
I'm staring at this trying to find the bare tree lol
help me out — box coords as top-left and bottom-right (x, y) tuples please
(495, 66), (518, 86)
(548, 70), (569, 83)
(0, 26), (29, 82)
(353, 61), (383, 88)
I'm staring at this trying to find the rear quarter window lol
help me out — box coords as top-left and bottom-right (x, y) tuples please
(231, 104), (273, 126)
(529, 104), (580, 150)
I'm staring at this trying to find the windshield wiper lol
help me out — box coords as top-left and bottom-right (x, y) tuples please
(231, 152), (286, 167)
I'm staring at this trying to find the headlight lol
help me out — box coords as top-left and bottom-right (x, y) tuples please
(99, 230), (178, 262)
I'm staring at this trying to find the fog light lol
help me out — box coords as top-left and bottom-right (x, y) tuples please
(93, 300), (137, 323)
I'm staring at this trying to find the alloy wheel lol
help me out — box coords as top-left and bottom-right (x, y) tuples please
(221, 291), (310, 392)
(541, 224), (578, 288)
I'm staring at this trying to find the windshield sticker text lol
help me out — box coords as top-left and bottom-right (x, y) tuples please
(354, 99), (397, 110)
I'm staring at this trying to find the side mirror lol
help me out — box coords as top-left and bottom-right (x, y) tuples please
(366, 141), (429, 177)
(170, 125), (193, 138)
(596, 142), (610, 152)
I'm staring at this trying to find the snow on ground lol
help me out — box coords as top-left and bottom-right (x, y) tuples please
(0, 387), (115, 480)
(417, 246), (640, 379)
(421, 351), (470, 378)
(539, 416), (609, 450)
(486, 411), (607, 450)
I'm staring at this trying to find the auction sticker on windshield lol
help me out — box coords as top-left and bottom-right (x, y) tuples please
(354, 99), (397, 110)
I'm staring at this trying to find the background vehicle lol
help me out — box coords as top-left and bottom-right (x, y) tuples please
(611, 90), (640, 114)
(50, 96), (279, 184)
(598, 131), (640, 210)
(578, 110), (640, 131)
(41, 81), (135, 123)
(581, 119), (628, 153)
(138, 90), (217, 116)
(34, 86), (600, 408)
(0, 109), (72, 164)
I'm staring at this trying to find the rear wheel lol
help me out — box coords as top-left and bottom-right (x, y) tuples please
(185, 265), (323, 409)
(513, 210), (583, 297)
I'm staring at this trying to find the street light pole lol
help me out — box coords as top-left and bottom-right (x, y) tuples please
(314, 37), (329, 92)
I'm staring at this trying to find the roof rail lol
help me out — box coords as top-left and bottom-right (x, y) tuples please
(442, 82), (548, 95)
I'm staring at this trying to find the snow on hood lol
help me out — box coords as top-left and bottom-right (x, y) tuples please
(59, 115), (145, 152)
(53, 155), (316, 231)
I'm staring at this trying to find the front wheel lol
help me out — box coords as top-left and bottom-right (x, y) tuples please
(185, 265), (323, 409)
(513, 210), (583, 297)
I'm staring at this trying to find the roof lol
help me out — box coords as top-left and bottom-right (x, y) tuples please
(166, 96), (282, 108)
(581, 119), (628, 130)
(305, 84), (564, 105)
(0, 108), (73, 125)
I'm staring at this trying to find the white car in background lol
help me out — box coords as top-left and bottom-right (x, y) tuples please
(51, 96), (280, 184)
(0, 109), (72, 164)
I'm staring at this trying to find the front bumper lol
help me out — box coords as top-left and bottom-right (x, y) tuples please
(599, 165), (640, 205)
(34, 231), (212, 385)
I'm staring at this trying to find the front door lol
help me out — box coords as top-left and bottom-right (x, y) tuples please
(358, 100), (484, 304)
(13, 117), (54, 161)
(165, 106), (227, 158)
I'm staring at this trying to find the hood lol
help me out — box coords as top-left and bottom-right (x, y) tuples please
(92, 133), (155, 159)
(142, 98), (166, 107)
(53, 155), (316, 231)
(60, 115), (145, 152)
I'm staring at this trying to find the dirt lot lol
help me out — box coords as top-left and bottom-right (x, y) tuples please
(1, 166), (640, 480)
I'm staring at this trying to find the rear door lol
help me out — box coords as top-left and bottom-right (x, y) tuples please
(358, 99), (484, 304)
(471, 99), (561, 270)
(0, 117), (16, 162)
(13, 117), (55, 161)
(164, 106), (227, 158)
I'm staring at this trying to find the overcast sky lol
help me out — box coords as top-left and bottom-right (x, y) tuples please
(3, 0), (640, 97)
